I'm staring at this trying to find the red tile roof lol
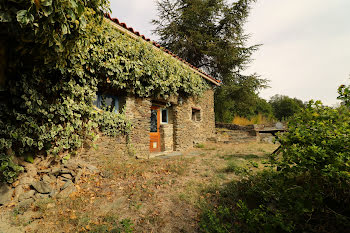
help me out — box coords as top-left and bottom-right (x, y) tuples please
(104, 14), (221, 86)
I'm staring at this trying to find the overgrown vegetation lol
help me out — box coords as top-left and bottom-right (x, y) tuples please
(200, 89), (350, 232)
(0, 0), (208, 183)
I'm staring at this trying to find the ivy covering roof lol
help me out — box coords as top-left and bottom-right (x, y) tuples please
(104, 14), (221, 86)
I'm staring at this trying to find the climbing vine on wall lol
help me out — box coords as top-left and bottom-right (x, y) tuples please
(0, 0), (208, 183)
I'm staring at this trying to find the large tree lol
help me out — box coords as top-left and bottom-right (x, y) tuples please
(153, 0), (268, 122)
(269, 94), (305, 121)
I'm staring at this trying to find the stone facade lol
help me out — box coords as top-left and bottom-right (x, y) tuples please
(173, 89), (215, 151)
(109, 87), (215, 157)
(160, 124), (174, 152)
(124, 96), (152, 158)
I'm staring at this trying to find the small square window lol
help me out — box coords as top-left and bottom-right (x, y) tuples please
(161, 109), (168, 124)
(192, 108), (201, 121)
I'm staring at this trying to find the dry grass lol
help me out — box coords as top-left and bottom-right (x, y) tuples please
(232, 114), (273, 126)
(0, 137), (278, 233)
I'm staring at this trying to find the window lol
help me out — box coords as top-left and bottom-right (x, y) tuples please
(161, 108), (168, 124)
(93, 93), (119, 113)
(192, 108), (201, 121)
(150, 109), (158, 132)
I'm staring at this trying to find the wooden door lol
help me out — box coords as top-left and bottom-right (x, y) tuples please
(150, 106), (161, 152)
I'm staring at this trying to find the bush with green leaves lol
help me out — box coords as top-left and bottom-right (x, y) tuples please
(0, 0), (209, 183)
(273, 100), (350, 179)
(0, 153), (24, 184)
(200, 96), (350, 233)
(200, 170), (350, 233)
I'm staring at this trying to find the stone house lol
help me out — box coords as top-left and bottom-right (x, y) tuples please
(94, 16), (221, 158)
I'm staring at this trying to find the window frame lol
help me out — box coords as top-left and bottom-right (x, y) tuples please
(191, 107), (201, 122)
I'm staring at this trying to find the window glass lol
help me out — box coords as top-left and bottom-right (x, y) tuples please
(93, 94), (99, 107)
(161, 109), (168, 123)
(150, 109), (158, 132)
(93, 94), (119, 113)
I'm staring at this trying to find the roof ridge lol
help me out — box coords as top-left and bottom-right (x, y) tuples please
(104, 13), (221, 85)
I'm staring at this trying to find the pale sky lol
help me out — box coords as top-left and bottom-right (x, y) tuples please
(110, 0), (350, 106)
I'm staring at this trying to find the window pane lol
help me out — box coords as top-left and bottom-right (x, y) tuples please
(150, 109), (158, 132)
(161, 109), (168, 123)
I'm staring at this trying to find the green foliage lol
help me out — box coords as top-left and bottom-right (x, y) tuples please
(201, 170), (350, 233)
(269, 94), (305, 121)
(195, 143), (205, 148)
(273, 100), (350, 178)
(88, 216), (134, 233)
(337, 84), (350, 107)
(91, 21), (209, 99)
(215, 88), (272, 122)
(0, 1), (208, 183)
(200, 91), (350, 233)
(254, 97), (273, 117)
(153, 0), (269, 122)
(224, 162), (248, 176)
(0, 153), (24, 183)
(95, 108), (132, 137)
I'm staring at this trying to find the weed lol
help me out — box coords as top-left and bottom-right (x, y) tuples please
(33, 197), (54, 213)
(194, 143), (205, 148)
(216, 173), (226, 180)
(88, 216), (134, 233)
(248, 160), (259, 168)
(165, 159), (189, 175)
(224, 162), (248, 176)
(204, 147), (216, 151)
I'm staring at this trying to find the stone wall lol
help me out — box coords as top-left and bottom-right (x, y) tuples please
(124, 96), (151, 158)
(121, 88), (216, 156)
(173, 88), (215, 151)
(160, 124), (174, 152)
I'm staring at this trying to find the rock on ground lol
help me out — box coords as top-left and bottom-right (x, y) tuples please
(0, 183), (13, 206)
(31, 181), (52, 194)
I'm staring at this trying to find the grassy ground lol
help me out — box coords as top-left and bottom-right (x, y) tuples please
(0, 137), (278, 233)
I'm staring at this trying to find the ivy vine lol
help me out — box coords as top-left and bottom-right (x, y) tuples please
(0, 0), (208, 183)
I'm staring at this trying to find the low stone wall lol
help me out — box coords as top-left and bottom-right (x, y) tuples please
(0, 157), (101, 207)
(216, 128), (258, 144)
(215, 123), (265, 131)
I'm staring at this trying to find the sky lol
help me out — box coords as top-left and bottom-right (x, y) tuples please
(110, 0), (350, 106)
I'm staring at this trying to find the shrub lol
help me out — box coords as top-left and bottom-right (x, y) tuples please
(201, 98), (350, 233)
(273, 100), (350, 179)
(200, 170), (350, 233)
